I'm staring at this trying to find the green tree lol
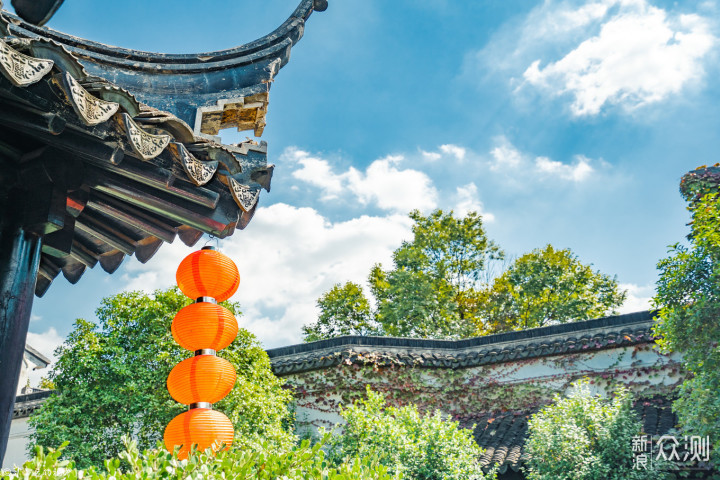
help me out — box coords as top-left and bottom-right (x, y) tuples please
(653, 166), (720, 461)
(304, 209), (503, 341)
(475, 245), (626, 333)
(325, 387), (496, 480)
(302, 282), (378, 342)
(28, 287), (293, 468)
(525, 379), (670, 480)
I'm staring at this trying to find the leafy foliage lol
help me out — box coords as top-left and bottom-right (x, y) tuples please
(3, 435), (396, 480)
(302, 282), (379, 341)
(653, 181), (720, 461)
(304, 210), (626, 341)
(372, 210), (502, 338)
(525, 379), (669, 480)
(324, 387), (496, 480)
(475, 245), (626, 333)
(28, 288), (293, 469)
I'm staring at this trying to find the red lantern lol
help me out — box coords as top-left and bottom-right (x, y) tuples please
(167, 355), (236, 405)
(163, 408), (234, 460)
(176, 248), (240, 301)
(172, 302), (238, 352)
(165, 246), (239, 459)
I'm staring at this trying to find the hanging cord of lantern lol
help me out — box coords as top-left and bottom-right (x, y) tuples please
(164, 245), (241, 460)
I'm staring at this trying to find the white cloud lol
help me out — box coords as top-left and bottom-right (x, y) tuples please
(454, 183), (495, 221)
(439, 144), (467, 161)
(287, 148), (438, 213)
(618, 283), (654, 314)
(521, 0), (716, 115)
(122, 204), (413, 348)
(420, 149), (442, 161)
(489, 137), (598, 182)
(25, 327), (64, 388)
(490, 137), (523, 171)
(535, 155), (594, 182)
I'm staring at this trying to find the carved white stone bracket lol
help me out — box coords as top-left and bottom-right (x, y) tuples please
(60, 72), (118, 126)
(167, 141), (218, 186)
(119, 113), (171, 160)
(228, 177), (260, 212)
(0, 39), (53, 87)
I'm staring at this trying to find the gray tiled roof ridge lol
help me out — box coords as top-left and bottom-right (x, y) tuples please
(267, 310), (655, 358)
(268, 311), (657, 374)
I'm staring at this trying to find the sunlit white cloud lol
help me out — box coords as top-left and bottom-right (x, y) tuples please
(420, 149), (442, 161)
(440, 144), (467, 161)
(535, 155), (594, 181)
(488, 136), (599, 183)
(287, 148), (438, 213)
(618, 283), (654, 314)
(122, 204), (413, 348)
(473, 0), (717, 116)
(454, 183), (495, 221)
(523, 1), (716, 115)
(25, 327), (64, 388)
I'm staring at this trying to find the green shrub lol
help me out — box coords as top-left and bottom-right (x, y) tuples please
(2, 435), (396, 480)
(524, 379), (670, 480)
(29, 288), (293, 468)
(324, 387), (495, 480)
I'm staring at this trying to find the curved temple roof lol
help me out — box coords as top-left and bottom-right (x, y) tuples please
(0, 0), (327, 296)
(4, 0), (326, 137)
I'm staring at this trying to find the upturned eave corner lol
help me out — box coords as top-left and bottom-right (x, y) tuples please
(2, 0), (330, 134)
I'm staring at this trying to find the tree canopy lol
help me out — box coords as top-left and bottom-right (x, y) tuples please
(475, 245), (626, 333)
(303, 210), (626, 341)
(29, 287), (293, 468)
(653, 166), (720, 461)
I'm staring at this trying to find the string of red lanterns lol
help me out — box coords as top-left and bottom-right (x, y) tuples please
(163, 246), (240, 459)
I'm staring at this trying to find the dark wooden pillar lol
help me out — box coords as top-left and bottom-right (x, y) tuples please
(0, 213), (42, 464)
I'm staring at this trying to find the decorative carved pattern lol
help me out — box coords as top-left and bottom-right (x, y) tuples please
(228, 177), (260, 212)
(120, 113), (171, 160)
(62, 73), (118, 126)
(168, 142), (217, 186)
(0, 39), (54, 87)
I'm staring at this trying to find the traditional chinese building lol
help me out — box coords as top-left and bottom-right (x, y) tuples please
(268, 311), (715, 478)
(0, 0), (329, 462)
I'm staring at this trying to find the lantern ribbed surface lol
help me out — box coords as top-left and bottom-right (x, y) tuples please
(172, 302), (238, 352)
(167, 355), (236, 405)
(176, 249), (240, 301)
(163, 409), (234, 460)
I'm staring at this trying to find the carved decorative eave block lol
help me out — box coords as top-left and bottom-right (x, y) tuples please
(167, 141), (217, 186)
(119, 113), (171, 160)
(59, 72), (119, 126)
(0, 39), (53, 87)
(228, 177), (260, 212)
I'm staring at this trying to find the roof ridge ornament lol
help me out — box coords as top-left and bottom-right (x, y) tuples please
(227, 177), (260, 213)
(119, 113), (171, 161)
(0, 38), (53, 86)
(168, 141), (218, 187)
(57, 72), (119, 126)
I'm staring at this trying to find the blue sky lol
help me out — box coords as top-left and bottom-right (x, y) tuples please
(13, 0), (720, 380)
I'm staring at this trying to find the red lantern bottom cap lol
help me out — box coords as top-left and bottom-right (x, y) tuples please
(164, 409), (234, 459)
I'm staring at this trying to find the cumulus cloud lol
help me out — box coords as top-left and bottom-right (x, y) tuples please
(535, 155), (594, 181)
(287, 148), (438, 213)
(618, 283), (654, 314)
(454, 183), (495, 221)
(490, 138), (524, 171)
(488, 136), (598, 182)
(420, 149), (442, 161)
(439, 144), (467, 161)
(25, 327), (64, 388)
(521, 0), (716, 115)
(122, 204), (413, 347)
